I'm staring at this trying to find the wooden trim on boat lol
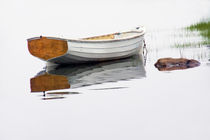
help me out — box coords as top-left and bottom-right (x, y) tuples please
(83, 34), (115, 40)
(28, 37), (68, 60)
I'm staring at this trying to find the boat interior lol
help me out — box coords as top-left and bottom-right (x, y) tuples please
(82, 31), (141, 40)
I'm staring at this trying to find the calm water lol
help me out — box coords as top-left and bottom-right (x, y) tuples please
(0, 0), (210, 139)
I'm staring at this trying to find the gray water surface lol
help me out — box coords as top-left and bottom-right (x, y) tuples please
(0, 0), (210, 140)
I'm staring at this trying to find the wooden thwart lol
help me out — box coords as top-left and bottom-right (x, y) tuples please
(28, 37), (68, 60)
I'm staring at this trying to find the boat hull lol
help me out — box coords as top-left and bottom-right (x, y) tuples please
(28, 27), (145, 64)
(48, 36), (144, 64)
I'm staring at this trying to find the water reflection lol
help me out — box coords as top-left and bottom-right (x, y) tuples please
(42, 96), (66, 100)
(30, 73), (70, 92)
(146, 28), (210, 63)
(30, 54), (146, 99)
(29, 25), (210, 100)
(42, 92), (80, 100)
(47, 91), (80, 95)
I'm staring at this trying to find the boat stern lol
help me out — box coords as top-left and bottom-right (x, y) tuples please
(27, 36), (68, 61)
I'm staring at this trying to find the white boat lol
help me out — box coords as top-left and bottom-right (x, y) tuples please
(27, 26), (145, 64)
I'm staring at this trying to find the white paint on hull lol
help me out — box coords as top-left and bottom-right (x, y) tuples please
(47, 26), (146, 64)
(68, 41), (143, 59)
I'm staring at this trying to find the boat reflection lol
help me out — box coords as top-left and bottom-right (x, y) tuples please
(30, 54), (146, 99)
(41, 92), (80, 100)
(30, 73), (70, 92)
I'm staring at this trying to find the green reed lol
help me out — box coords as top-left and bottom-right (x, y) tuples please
(187, 21), (210, 39)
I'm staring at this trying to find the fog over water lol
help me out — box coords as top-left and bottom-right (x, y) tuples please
(0, 0), (210, 140)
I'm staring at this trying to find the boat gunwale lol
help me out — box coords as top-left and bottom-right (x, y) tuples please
(27, 29), (145, 43)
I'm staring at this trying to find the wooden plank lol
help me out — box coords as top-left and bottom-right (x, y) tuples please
(28, 37), (68, 60)
(83, 34), (115, 40)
